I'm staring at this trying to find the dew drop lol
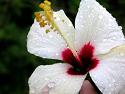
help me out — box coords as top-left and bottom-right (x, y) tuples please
(108, 23), (112, 26)
(47, 49), (51, 53)
(56, 17), (60, 21)
(42, 40), (45, 43)
(68, 24), (72, 27)
(119, 26), (122, 30)
(122, 74), (125, 78)
(111, 88), (114, 91)
(67, 46), (70, 49)
(103, 39), (107, 42)
(88, 15), (91, 18)
(112, 37), (116, 40)
(99, 15), (103, 19)
(49, 35), (53, 38)
(62, 78), (66, 82)
(44, 78), (49, 81)
(120, 53), (124, 56)
(42, 16), (46, 20)
(93, 39), (96, 42)
(80, 16), (83, 18)
(80, 25), (84, 28)
(30, 90), (35, 94)
(87, 6), (90, 8)
(44, 20), (48, 24)
(113, 18), (116, 21)
(103, 8), (106, 11)
(109, 84), (112, 87)
(55, 53), (59, 56)
(112, 79), (116, 83)
(47, 82), (56, 89)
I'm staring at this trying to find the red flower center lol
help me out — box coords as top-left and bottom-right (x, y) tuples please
(62, 42), (99, 75)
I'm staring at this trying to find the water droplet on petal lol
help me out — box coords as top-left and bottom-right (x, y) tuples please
(47, 82), (56, 89)
(42, 16), (46, 20)
(88, 15), (91, 18)
(30, 90), (35, 94)
(56, 17), (60, 21)
(55, 53), (59, 56)
(103, 39), (107, 42)
(120, 53), (124, 56)
(111, 88), (114, 91)
(109, 84), (112, 87)
(67, 46), (70, 48)
(99, 15), (103, 19)
(44, 78), (49, 81)
(93, 40), (96, 42)
(122, 74), (125, 78)
(113, 18), (116, 21)
(87, 6), (90, 8)
(119, 26), (122, 30)
(80, 16), (83, 18)
(112, 37), (116, 40)
(62, 78), (66, 82)
(109, 92), (112, 94)
(112, 79), (116, 83)
(103, 8), (106, 11)
(49, 35), (53, 38)
(68, 24), (72, 27)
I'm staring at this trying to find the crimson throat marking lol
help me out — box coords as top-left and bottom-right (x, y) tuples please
(62, 42), (99, 75)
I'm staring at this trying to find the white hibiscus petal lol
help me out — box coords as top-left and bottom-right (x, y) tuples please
(28, 63), (85, 94)
(53, 10), (76, 49)
(89, 44), (125, 94)
(27, 10), (75, 60)
(75, 0), (125, 55)
(27, 21), (66, 60)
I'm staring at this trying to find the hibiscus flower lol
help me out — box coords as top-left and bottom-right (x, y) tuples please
(27, 0), (125, 94)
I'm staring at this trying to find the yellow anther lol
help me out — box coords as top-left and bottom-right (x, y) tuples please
(39, 0), (54, 28)
(39, 1), (51, 11)
(36, 16), (42, 22)
(34, 12), (40, 17)
(43, 4), (51, 11)
(35, 0), (54, 30)
(34, 12), (42, 22)
(39, 3), (45, 9)
(39, 21), (46, 27)
(44, 0), (51, 6)
(45, 11), (53, 22)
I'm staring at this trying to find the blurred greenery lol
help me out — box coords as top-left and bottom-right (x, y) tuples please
(0, 0), (125, 94)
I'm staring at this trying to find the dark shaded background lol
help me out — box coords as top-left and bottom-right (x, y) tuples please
(0, 0), (125, 94)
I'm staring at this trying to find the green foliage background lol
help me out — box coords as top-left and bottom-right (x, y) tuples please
(0, 0), (125, 94)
